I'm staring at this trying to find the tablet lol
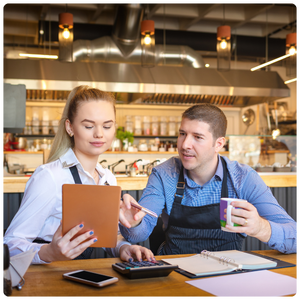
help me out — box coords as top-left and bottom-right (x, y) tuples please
(62, 184), (121, 248)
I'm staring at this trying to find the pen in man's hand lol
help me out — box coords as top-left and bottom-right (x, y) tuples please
(121, 198), (158, 218)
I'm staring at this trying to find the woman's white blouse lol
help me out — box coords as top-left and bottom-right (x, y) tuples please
(4, 148), (130, 264)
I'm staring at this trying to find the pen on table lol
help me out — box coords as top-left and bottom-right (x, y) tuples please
(121, 198), (158, 218)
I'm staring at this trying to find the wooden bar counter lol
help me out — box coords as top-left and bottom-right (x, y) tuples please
(3, 172), (297, 193)
(10, 250), (296, 297)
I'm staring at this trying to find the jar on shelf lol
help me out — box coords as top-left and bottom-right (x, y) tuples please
(176, 115), (181, 135)
(159, 141), (166, 152)
(149, 139), (158, 151)
(151, 116), (159, 136)
(134, 116), (142, 135)
(168, 141), (176, 152)
(160, 117), (167, 136)
(138, 139), (148, 151)
(143, 116), (151, 135)
(168, 116), (176, 136)
(125, 115), (133, 133)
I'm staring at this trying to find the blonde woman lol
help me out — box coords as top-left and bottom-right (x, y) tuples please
(4, 86), (154, 264)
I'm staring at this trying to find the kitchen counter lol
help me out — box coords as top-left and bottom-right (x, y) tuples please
(3, 173), (297, 193)
(3, 176), (150, 193)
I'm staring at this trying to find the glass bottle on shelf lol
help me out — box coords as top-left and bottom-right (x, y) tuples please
(160, 117), (167, 136)
(151, 116), (159, 136)
(32, 107), (40, 134)
(176, 115), (181, 135)
(143, 116), (151, 135)
(125, 115), (133, 133)
(134, 116), (142, 135)
(168, 116), (176, 136)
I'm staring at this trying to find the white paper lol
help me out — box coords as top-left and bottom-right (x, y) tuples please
(186, 270), (296, 296)
(9, 249), (37, 287)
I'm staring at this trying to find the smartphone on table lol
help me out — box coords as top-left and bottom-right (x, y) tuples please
(63, 270), (118, 287)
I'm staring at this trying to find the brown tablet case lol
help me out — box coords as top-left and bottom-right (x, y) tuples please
(62, 184), (121, 248)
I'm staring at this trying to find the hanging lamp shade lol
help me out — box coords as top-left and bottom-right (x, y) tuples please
(217, 25), (231, 71)
(141, 20), (155, 68)
(58, 12), (74, 62)
(285, 32), (297, 77)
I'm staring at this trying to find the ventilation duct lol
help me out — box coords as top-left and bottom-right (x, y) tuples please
(73, 37), (204, 68)
(111, 4), (143, 57)
(72, 3), (205, 68)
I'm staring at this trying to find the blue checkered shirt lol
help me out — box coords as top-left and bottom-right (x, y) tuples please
(120, 155), (296, 254)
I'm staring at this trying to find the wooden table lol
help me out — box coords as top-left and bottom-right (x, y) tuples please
(11, 250), (296, 296)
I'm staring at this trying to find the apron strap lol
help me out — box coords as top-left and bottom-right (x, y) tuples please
(220, 156), (228, 198)
(174, 167), (185, 203)
(69, 165), (82, 184)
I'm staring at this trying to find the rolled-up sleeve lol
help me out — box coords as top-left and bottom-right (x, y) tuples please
(240, 170), (296, 254)
(120, 168), (166, 243)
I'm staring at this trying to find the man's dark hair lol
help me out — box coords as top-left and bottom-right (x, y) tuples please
(182, 103), (227, 141)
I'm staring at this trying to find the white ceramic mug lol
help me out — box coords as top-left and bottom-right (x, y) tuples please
(220, 198), (247, 232)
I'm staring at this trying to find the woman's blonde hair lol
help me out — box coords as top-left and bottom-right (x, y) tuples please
(47, 85), (116, 163)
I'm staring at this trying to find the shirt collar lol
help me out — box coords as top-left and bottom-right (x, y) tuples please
(59, 148), (105, 178)
(183, 154), (223, 187)
(215, 154), (223, 181)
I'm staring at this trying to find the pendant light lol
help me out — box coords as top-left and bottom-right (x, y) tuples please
(216, 5), (231, 71)
(58, 12), (73, 62)
(141, 20), (155, 68)
(251, 21), (297, 75)
(285, 32), (296, 77)
(251, 4), (300, 84)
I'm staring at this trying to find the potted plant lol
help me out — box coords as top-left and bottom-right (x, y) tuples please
(116, 127), (134, 151)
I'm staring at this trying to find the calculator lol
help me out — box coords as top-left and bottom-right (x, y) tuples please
(112, 260), (178, 279)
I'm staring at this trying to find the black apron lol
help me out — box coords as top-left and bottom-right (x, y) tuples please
(33, 165), (93, 260)
(160, 156), (245, 255)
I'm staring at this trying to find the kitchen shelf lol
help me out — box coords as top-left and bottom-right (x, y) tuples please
(105, 151), (178, 154)
(278, 120), (296, 125)
(133, 135), (177, 139)
(15, 134), (55, 138)
(105, 151), (230, 154)
(4, 151), (43, 154)
(26, 101), (66, 107)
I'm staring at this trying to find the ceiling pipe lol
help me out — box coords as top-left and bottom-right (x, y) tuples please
(73, 37), (205, 68)
(72, 4), (205, 68)
(112, 4), (144, 57)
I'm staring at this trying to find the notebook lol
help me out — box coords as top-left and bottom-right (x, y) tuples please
(162, 250), (278, 277)
(62, 184), (121, 248)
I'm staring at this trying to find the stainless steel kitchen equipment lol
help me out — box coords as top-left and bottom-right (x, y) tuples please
(4, 59), (290, 108)
(242, 109), (255, 134)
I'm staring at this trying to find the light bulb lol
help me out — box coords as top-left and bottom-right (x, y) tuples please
(272, 129), (281, 140)
(289, 46), (296, 55)
(220, 39), (227, 50)
(144, 34), (152, 45)
(62, 28), (70, 39)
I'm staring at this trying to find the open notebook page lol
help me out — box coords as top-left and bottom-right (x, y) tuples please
(209, 250), (277, 269)
(162, 254), (241, 276)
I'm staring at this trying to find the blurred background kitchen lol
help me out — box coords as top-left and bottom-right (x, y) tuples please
(3, 4), (297, 252)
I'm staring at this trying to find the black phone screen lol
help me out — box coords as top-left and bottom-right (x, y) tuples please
(68, 271), (113, 283)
